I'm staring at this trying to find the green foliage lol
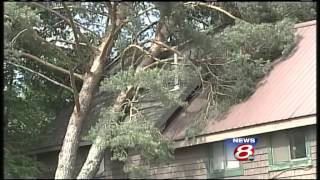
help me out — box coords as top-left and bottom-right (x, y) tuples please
(4, 2), (42, 54)
(217, 18), (296, 60)
(109, 117), (174, 163)
(102, 68), (187, 107)
(4, 2), (74, 178)
(85, 67), (190, 176)
(84, 106), (174, 177)
(6, 90), (54, 146)
(215, 18), (295, 102)
(4, 148), (42, 178)
(183, 17), (297, 134)
(4, 1), (315, 178)
(186, 103), (212, 139)
(238, 2), (316, 24)
(93, 3), (299, 175)
(3, 65), (66, 177)
(4, 2), (40, 39)
(4, 60), (70, 148)
(154, 2), (176, 17)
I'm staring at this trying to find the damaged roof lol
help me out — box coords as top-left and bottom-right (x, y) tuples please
(33, 73), (199, 152)
(163, 20), (316, 140)
(32, 20), (316, 153)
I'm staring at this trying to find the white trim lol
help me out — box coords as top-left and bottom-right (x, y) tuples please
(29, 115), (316, 154)
(173, 115), (316, 149)
(294, 20), (316, 29)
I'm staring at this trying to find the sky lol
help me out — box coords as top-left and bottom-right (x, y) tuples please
(46, 3), (160, 53)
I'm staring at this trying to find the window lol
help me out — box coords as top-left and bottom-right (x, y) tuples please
(209, 141), (243, 178)
(269, 128), (312, 171)
(289, 131), (307, 159)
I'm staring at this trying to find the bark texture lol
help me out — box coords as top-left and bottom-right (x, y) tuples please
(77, 17), (171, 179)
(76, 137), (106, 179)
(77, 87), (134, 179)
(54, 3), (123, 178)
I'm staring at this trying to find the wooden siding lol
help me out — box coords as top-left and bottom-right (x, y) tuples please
(129, 145), (210, 179)
(104, 151), (128, 179)
(36, 145), (105, 179)
(266, 125), (317, 179)
(103, 125), (316, 179)
(35, 126), (316, 179)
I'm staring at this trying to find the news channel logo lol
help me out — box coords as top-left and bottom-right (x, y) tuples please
(224, 137), (258, 161)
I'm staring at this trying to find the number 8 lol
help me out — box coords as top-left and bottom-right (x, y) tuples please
(234, 144), (253, 160)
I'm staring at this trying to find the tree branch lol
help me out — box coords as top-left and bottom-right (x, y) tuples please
(18, 51), (83, 80)
(52, 4), (109, 17)
(184, 2), (246, 22)
(97, 3), (126, 65)
(31, 2), (100, 38)
(152, 40), (182, 56)
(121, 44), (161, 69)
(77, 6), (173, 178)
(133, 6), (156, 19)
(133, 21), (159, 43)
(141, 40), (192, 70)
(62, 3), (81, 56)
(6, 61), (73, 92)
(187, 15), (209, 26)
(11, 29), (28, 45)
(62, 2), (96, 54)
(142, 3), (156, 33)
(49, 39), (99, 51)
(50, 1), (128, 178)
(62, 3), (97, 56)
(32, 2), (72, 26)
(32, 30), (74, 64)
(69, 66), (81, 113)
(142, 57), (185, 70)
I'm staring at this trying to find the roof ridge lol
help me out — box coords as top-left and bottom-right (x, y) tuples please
(294, 20), (316, 29)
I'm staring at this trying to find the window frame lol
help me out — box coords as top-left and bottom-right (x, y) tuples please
(268, 128), (312, 172)
(208, 141), (244, 178)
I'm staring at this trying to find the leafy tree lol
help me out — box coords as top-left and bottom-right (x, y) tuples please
(4, 2), (75, 178)
(237, 2), (316, 24)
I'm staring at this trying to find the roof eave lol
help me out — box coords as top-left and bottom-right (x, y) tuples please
(294, 20), (316, 29)
(173, 114), (316, 149)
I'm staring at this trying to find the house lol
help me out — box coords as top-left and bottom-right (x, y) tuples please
(30, 20), (316, 179)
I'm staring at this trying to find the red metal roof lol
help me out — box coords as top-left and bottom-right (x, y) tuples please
(164, 20), (316, 140)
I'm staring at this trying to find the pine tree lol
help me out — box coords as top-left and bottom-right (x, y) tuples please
(4, 1), (316, 178)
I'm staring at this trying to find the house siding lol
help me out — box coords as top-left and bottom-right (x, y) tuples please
(266, 125), (317, 179)
(104, 151), (128, 179)
(103, 125), (316, 179)
(128, 144), (210, 179)
(34, 125), (316, 179)
(36, 145), (105, 179)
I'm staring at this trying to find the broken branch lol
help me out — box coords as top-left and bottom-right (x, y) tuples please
(31, 2), (100, 38)
(184, 2), (245, 22)
(19, 51), (83, 80)
(62, 3), (97, 55)
(6, 61), (73, 92)
(133, 21), (159, 43)
(69, 66), (81, 113)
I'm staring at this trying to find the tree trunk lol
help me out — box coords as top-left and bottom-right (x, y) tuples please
(54, 69), (104, 178)
(76, 136), (106, 179)
(77, 87), (134, 179)
(136, 19), (169, 70)
(54, 4), (123, 177)
(77, 17), (171, 179)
